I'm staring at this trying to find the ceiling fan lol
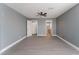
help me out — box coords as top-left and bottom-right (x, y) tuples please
(37, 12), (47, 17)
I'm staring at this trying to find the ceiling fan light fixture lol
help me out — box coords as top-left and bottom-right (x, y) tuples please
(37, 12), (47, 17)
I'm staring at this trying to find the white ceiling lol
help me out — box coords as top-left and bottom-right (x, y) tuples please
(5, 3), (77, 18)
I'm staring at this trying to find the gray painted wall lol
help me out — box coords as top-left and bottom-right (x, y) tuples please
(0, 6), (1, 50)
(52, 19), (56, 35)
(0, 4), (4, 50)
(56, 4), (79, 47)
(0, 4), (27, 50)
(37, 19), (46, 36)
(0, 24), (1, 49)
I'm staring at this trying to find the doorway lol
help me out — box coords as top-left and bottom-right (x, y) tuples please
(31, 20), (37, 36)
(46, 20), (53, 37)
(27, 20), (37, 37)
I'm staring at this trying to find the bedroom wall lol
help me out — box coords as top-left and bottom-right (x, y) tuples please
(56, 4), (79, 47)
(0, 4), (27, 50)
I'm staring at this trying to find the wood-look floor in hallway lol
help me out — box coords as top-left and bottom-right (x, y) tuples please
(2, 36), (79, 55)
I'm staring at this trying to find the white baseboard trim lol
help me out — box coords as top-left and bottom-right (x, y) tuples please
(27, 35), (31, 37)
(56, 35), (79, 51)
(37, 35), (46, 36)
(37, 34), (57, 36)
(0, 36), (27, 54)
(52, 35), (57, 36)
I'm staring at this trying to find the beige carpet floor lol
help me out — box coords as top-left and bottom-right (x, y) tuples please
(2, 36), (79, 55)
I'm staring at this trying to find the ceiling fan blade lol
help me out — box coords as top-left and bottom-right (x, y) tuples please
(40, 12), (43, 15)
(44, 13), (47, 15)
(44, 15), (47, 17)
(36, 12), (47, 17)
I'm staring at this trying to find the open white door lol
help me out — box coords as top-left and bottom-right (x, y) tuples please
(27, 20), (32, 37)
(31, 20), (37, 35)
